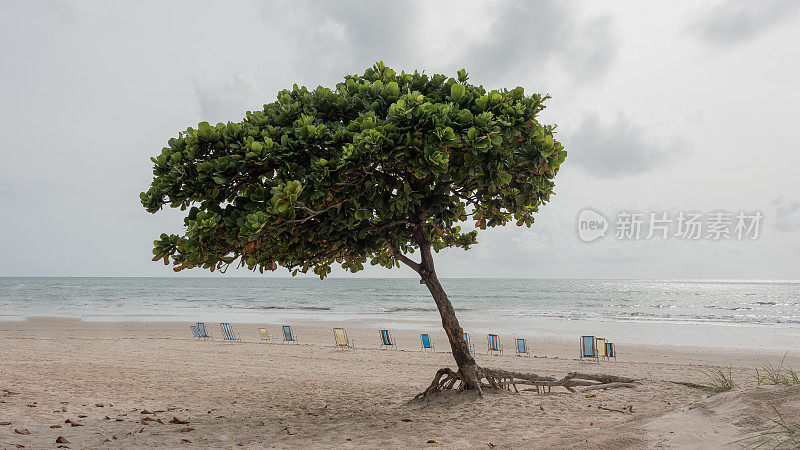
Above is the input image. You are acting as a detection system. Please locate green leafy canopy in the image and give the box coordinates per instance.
[140,62,566,278]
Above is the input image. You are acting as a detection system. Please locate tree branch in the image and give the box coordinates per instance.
[389,243,420,273]
[358,219,409,235]
[290,200,346,223]
[409,219,435,279]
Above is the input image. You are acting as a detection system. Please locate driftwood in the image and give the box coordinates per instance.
[666,380,711,390]
[580,382,638,392]
[413,368,639,400]
[597,404,634,414]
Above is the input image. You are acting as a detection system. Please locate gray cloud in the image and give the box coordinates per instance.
[259,1,416,85]
[565,112,677,178]
[257,1,617,89]
[688,0,800,47]
[463,1,618,86]
[770,196,800,231]
[194,74,263,123]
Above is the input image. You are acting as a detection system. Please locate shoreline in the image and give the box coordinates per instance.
[1,312,798,353]
[2,317,798,368]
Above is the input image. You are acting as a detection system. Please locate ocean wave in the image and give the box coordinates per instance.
[220,304,332,311]
[387,307,437,312]
[706,305,753,311]
[387,306,473,313]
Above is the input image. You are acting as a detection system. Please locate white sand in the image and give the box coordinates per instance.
[1,318,798,448]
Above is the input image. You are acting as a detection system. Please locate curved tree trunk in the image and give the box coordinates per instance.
[411,225,481,390]
[420,265,481,390]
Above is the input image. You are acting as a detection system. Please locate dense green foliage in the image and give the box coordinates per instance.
[140,62,566,277]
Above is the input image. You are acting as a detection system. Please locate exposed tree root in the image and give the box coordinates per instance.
[413,367,639,401]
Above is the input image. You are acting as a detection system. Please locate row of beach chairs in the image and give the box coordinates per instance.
[190,322,298,344]
[190,323,617,361]
[330,330,618,361]
[413,331,526,356]
[580,335,617,362]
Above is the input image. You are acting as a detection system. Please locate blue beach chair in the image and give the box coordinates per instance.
[282,325,298,344]
[487,334,503,355]
[190,325,201,339]
[196,322,212,340]
[379,329,396,350]
[580,335,598,362]
[515,338,530,357]
[420,333,435,351]
[605,342,617,361]
[463,332,475,355]
[220,323,241,343]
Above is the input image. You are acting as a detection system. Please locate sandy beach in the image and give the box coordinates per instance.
[4,0,800,448]
[1,318,799,449]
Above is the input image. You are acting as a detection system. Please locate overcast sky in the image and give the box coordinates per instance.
[1,0,799,279]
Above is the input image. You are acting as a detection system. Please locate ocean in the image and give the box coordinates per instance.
[1,277,798,349]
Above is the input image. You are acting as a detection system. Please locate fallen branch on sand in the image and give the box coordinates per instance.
[666,380,711,390]
[597,404,634,414]
[581,382,638,392]
[413,368,639,400]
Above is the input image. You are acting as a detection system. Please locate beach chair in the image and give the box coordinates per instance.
[596,337,607,359]
[220,323,241,343]
[420,333,435,351]
[605,342,617,361]
[333,327,354,350]
[463,332,475,355]
[379,329,396,350]
[580,335,598,362]
[282,325,298,344]
[190,325,201,339]
[196,322,212,340]
[258,327,272,343]
[515,338,530,357]
[487,334,503,355]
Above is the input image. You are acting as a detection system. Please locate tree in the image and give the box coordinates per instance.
[141,62,631,397]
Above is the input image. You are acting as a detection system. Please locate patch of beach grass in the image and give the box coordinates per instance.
[700,367,736,395]
[736,405,800,449]
[754,352,800,387]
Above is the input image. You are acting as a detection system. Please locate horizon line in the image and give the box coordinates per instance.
[1,276,798,282]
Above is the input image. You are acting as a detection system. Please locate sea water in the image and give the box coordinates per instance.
[1,277,798,349]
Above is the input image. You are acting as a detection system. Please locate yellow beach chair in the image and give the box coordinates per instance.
[333,327,354,350]
[596,337,607,359]
[258,327,272,343]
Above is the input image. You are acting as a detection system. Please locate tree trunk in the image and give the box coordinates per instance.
[420,270,481,389]
[415,233,481,390]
